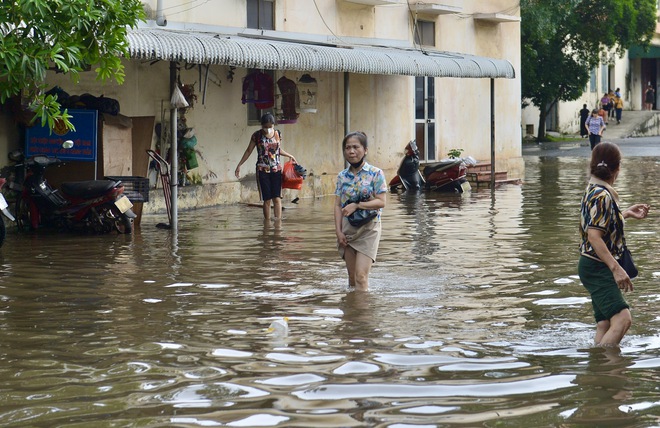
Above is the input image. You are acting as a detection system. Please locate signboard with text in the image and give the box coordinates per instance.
[25,109,98,162]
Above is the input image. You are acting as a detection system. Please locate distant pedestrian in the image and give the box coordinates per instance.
[608,90,615,119]
[585,109,605,150]
[600,93,611,122]
[614,95,624,124]
[645,84,655,110]
[598,105,608,126]
[579,104,590,139]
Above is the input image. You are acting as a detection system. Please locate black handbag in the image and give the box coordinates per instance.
[618,246,638,279]
[343,196,378,227]
[612,201,638,279]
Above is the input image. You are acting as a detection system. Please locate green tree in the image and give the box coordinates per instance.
[0,0,145,130]
[521,0,656,141]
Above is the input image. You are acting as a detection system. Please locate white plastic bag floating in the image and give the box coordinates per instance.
[267,317,289,337]
[171,85,189,109]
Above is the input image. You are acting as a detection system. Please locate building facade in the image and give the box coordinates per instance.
[0,0,522,212]
[522,10,660,137]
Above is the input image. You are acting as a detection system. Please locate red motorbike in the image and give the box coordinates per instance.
[389,140,472,193]
[10,151,135,234]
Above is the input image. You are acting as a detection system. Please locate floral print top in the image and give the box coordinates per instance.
[579,178,624,261]
[335,162,387,217]
[251,129,282,172]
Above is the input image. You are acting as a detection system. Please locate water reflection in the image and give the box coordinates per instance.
[0,151,659,426]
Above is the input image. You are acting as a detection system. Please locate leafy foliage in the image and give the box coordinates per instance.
[521,0,656,140]
[0,0,145,130]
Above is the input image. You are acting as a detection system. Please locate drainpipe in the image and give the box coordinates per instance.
[156,0,167,26]
[170,62,178,230]
[344,72,350,168]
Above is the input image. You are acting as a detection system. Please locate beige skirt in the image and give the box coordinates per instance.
[338,217,382,262]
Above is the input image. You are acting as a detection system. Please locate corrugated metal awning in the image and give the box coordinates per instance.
[127,28,515,79]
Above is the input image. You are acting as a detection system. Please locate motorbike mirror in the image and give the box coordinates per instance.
[62,140,74,149]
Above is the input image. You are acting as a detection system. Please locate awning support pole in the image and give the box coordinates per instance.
[344,72,350,136]
[344,72,350,168]
[490,78,496,191]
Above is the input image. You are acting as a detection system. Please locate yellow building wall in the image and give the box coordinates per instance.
[0,0,521,212]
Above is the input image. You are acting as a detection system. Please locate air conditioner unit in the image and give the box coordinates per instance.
[342,0,402,5]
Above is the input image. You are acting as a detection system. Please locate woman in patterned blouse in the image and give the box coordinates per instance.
[334,131,387,291]
[235,113,297,221]
[578,142,650,347]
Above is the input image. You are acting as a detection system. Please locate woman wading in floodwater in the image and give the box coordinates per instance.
[334,131,386,291]
[578,142,650,347]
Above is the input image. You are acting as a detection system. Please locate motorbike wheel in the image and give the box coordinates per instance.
[108,205,133,234]
[0,217,5,247]
[15,195,35,231]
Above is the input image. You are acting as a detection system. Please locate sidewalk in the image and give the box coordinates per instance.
[599,110,659,139]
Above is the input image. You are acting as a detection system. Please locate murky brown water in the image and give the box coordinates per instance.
[1,147,660,427]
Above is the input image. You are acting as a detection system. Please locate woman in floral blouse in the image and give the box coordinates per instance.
[334,131,387,291]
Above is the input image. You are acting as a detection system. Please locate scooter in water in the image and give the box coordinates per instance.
[0,178,16,247]
[389,140,473,193]
[10,144,136,234]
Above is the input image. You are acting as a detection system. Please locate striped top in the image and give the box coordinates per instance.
[579,178,624,261]
[585,115,605,135]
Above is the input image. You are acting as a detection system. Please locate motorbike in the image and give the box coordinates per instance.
[389,140,472,193]
[9,146,136,235]
[0,178,16,247]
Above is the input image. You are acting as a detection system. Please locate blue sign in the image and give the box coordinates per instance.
[25,109,98,161]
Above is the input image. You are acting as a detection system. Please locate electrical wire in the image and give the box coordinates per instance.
[312,0,350,45]
[406,0,428,54]
[162,0,213,17]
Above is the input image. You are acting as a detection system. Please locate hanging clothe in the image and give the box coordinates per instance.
[277,76,300,123]
[242,71,274,109]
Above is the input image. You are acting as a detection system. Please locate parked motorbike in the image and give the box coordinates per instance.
[389,140,472,193]
[9,145,136,234]
[0,178,16,247]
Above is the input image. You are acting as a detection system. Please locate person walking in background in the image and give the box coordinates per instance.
[586,109,606,150]
[235,113,297,221]
[600,93,611,123]
[578,142,650,347]
[614,95,624,124]
[607,90,616,120]
[579,104,590,139]
[645,84,655,110]
[334,131,387,292]
[598,104,608,126]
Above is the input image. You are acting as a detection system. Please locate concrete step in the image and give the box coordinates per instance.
[467,171,509,183]
[472,178,523,188]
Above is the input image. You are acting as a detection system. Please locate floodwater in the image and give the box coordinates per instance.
[1,140,660,427]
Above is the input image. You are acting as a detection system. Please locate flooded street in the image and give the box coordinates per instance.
[2,140,660,427]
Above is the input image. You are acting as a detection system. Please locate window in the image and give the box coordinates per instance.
[414,20,435,47]
[247,0,274,30]
[590,68,597,92]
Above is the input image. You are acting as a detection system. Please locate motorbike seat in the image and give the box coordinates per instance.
[422,159,462,176]
[61,180,118,198]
